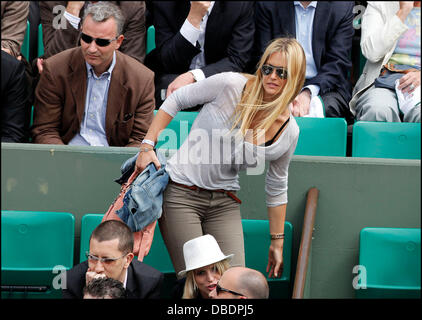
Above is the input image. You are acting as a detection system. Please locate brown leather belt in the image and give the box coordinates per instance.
[170,180,241,204]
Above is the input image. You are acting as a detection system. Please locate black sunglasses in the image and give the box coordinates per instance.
[216,282,246,297]
[261,64,288,79]
[80,32,118,47]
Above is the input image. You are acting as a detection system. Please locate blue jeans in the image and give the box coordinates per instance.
[116,151,169,232]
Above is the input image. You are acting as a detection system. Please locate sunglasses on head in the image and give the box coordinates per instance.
[261,64,288,79]
[80,32,118,47]
[216,282,246,297]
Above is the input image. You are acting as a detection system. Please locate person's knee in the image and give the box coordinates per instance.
[321,92,354,124]
[403,105,421,123]
[357,96,399,122]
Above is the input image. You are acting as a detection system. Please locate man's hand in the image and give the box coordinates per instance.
[36,58,44,74]
[66,1,85,17]
[397,1,414,22]
[291,89,311,117]
[398,70,420,94]
[166,72,195,98]
[85,268,106,286]
[2,48,22,60]
[187,1,211,28]
[1,47,12,56]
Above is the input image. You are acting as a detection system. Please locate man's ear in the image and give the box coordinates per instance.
[115,34,124,50]
[124,252,134,269]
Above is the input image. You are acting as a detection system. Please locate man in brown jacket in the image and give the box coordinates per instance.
[32,2,155,147]
[39,1,146,63]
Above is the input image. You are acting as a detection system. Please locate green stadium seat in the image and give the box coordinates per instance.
[242,219,293,299]
[141,227,175,274]
[146,25,155,55]
[1,210,75,299]
[294,117,348,156]
[30,105,34,127]
[21,20,30,60]
[141,224,176,298]
[352,121,421,159]
[79,214,104,263]
[38,24,44,57]
[154,110,199,149]
[356,227,421,299]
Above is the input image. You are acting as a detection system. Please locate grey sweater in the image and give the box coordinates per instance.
[160,72,299,207]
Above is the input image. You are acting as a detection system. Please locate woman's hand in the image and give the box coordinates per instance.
[266,239,284,278]
[134,148,161,174]
[398,70,420,94]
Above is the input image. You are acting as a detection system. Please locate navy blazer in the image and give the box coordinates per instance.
[1,51,28,143]
[62,260,164,299]
[147,1,255,77]
[254,1,355,102]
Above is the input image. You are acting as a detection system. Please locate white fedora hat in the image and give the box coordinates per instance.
[178,234,234,278]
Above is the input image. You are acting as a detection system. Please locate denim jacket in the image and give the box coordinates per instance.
[115,151,169,232]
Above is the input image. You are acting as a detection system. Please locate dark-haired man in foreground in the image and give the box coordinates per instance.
[63,220,163,299]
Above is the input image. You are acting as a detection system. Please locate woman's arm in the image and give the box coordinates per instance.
[264,126,299,278]
[134,72,238,173]
[134,109,174,173]
[267,204,286,278]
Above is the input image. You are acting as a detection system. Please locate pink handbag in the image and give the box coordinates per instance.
[102,171,156,261]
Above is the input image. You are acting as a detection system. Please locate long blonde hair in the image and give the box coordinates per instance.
[182,259,231,299]
[231,38,306,139]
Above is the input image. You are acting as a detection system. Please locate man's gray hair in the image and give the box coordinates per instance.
[82,2,125,36]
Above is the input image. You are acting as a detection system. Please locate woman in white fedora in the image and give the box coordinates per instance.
[174,234,233,299]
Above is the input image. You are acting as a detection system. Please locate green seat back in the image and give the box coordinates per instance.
[242,219,293,298]
[294,117,347,156]
[352,121,421,159]
[142,226,175,274]
[146,25,155,55]
[79,214,104,263]
[1,210,74,299]
[30,105,34,128]
[155,110,199,149]
[38,24,44,57]
[21,20,30,60]
[356,227,421,299]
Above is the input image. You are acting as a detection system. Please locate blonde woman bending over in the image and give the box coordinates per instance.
[135,38,306,279]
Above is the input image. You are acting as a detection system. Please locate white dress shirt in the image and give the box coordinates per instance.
[294,1,320,98]
[179,1,215,81]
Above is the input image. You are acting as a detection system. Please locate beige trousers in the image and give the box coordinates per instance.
[158,182,245,277]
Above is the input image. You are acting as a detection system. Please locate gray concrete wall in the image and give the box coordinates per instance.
[2,143,420,298]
